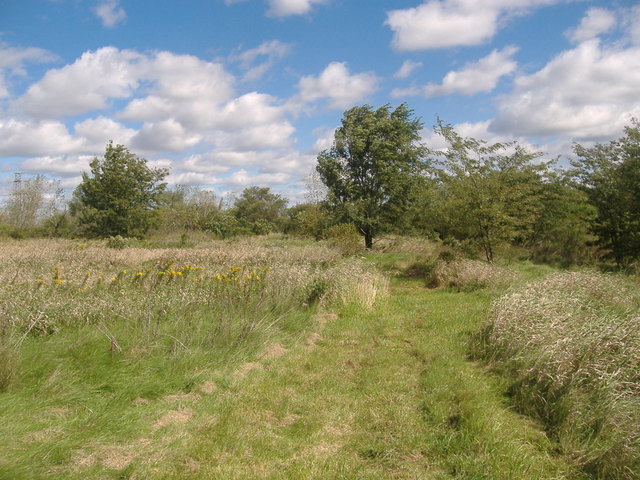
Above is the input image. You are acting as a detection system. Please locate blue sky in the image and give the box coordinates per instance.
[1,0,639,202]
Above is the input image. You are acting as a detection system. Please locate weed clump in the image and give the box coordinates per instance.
[474,272,640,479]
[106,235,130,249]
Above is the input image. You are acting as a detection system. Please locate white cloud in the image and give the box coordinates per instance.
[310,126,336,153]
[385,0,561,51]
[20,155,93,177]
[231,40,292,82]
[394,60,422,79]
[2,44,340,196]
[149,52,234,103]
[267,0,328,18]
[0,119,84,156]
[210,122,296,152]
[491,39,640,140]
[295,62,378,109]
[622,5,640,45]
[390,85,421,99]
[73,116,136,151]
[94,0,127,28]
[566,7,616,44]
[211,92,287,130]
[423,46,518,97]
[224,169,291,186]
[131,119,202,153]
[0,44,56,98]
[118,51,236,130]
[15,47,142,118]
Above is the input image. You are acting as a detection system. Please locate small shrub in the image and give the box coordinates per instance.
[304,278,330,305]
[326,224,363,256]
[106,235,129,249]
[8,229,25,240]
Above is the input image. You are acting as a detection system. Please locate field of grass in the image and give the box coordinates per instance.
[0,235,636,479]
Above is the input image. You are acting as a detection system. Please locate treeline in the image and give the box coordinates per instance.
[1,107,638,268]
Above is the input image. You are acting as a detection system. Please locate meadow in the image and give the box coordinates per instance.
[0,236,638,479]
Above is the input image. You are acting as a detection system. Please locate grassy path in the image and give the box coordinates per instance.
[127,278,580,479]
[4,276,584,479]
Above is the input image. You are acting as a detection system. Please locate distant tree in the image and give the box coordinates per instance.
[432,120,548,262]
[71,142,169,238]
[526,173,597,265]
[158,185,221,232]
[283,203,330,240]
[2,174,64,232]
[571,119,640,266]
[316,103,428,249]
[233,186,288,234]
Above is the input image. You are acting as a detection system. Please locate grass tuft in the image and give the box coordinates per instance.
[428,258,519,291]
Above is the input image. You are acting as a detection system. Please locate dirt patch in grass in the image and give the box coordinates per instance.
[306,331,323,347]
[24,426,63,443]
[198,381,217,394]
[235,362,263,378]
[74,440,151,471]
[259,342,288,360]
[153,408,194,430]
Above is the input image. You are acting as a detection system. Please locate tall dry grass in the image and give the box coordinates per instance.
[428,258,519,290]
[474,271,640,479]
[0,238,388,392]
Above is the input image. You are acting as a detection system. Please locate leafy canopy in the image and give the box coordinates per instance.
[316,103,428,248]
[72,142,169,238]
[431,120,550,262]
[571,119,640,266]
[233,186,288,235]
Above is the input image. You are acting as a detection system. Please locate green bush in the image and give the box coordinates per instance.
[106,235,129,249]
[326,223,363,256]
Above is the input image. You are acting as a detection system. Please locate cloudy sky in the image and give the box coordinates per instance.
[1,0,639,202]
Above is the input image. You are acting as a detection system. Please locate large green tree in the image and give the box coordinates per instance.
[571,120,640,266]
[316,103,428,249]
[71,142,169,238]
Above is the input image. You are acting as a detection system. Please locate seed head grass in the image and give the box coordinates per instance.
[474,271,640,479]
[429,258,519,291]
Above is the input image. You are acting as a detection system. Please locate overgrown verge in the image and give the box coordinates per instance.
[0,238,387,393]
[473,272,640,479]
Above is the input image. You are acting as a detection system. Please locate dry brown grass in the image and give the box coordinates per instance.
[0,238,385,338]
[476,271,640,479]
[373,235,438,255]
[430,258,519,290]
[0,237,342,285]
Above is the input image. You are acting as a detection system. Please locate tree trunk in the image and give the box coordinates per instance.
[364,229,373,250]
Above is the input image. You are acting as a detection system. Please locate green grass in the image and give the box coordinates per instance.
[0,241,588,479]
